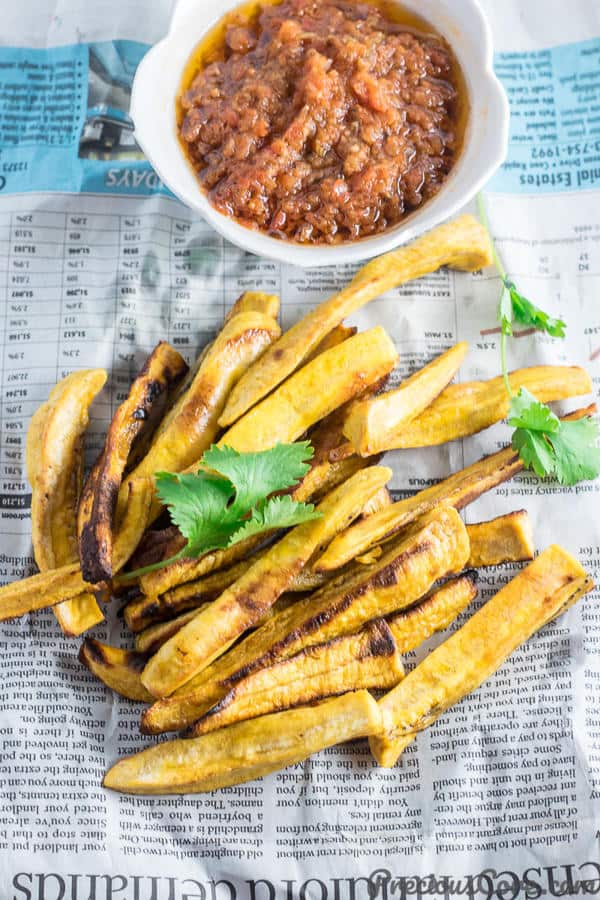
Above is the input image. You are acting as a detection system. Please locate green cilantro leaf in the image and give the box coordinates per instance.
[201,441,314,515]
[508,387,560,434]
[124,442,321,578]
[230,495,321,545]
[506,281,566,338]
[508,388,600,486]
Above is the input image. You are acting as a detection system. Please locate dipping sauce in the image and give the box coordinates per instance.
[178,0,466,245]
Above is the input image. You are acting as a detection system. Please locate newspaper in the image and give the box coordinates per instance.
[1,0,600,895]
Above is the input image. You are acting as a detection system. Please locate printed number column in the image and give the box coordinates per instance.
[61,211,118,459]
[2,210,63,546]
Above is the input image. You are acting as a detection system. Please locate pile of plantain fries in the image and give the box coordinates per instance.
[0,214,595,795]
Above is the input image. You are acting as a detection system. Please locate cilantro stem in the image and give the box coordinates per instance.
[500,332,513,399]
[477,192,513,398]
[476,193,507,281]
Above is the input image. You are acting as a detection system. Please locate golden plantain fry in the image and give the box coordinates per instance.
[140,505,469,734]
[316,405,595,573]
[225,291,280,322]
[188,619,403,736]
[219,215,492,426]
[370,545,593,767]
[141,465,393,697]
[361,487,391,518]
[27,369,107,634]
[79,639,153,702]
[134,606,210,655]
[379,366,592,450]
[344,342,469,456]
[217,327,398,453]
[466,510,534,567]
[78,343,188,583]
[117,309,281,528]
[105,690,382,795]
[305,324,357,362]
[386,574,478,653]
[0,563,91,622]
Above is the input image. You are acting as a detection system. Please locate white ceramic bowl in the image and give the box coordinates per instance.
[131,0,509,268]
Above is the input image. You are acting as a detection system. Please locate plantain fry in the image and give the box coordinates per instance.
[105,690,382,795]
[344,342,469,456]
[134,607,210,655]
[370,545,593,767]
[377,366,592,450]
[305,324,357,362]
[140,505,469,734]
[386,574,478,653]
[466,511,534,567]
[361,487,392,518]
[188,619,403,737]
[217,327,398,453]
[315,404,595,574]
[0,563,91,622]
[225,291,280,322]
[219,215,492,426]
[125,556,255,631]
[112,478,155,573]
[78,343,188,583]
[116,309,281,530]
[141,465,393,697]
[27,369,107,634]
[79,639,153,702]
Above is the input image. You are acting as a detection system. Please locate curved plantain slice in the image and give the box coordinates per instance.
[79,639,153,702]
[187,619,403,737]
[344,342,469,456]
[370,546,593,767]
[304,324,357,362]
[378,366,592,450]
[217,327,397,454]
[140,505,469,734]
[121,310,281,493]
[316,405,595,574]
[104,690,382,795]
[141,465,393,698]
[78,343,188,583]
[27,369,107,635]
[134,606,210,655]
[219,214,492,427]
[225,291,280,322]
[466,511,534,568]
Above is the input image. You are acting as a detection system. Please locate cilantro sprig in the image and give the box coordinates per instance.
[478,193,600,486]
[126,442,321,577]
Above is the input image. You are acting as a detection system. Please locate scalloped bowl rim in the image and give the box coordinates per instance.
[131,0,509,268]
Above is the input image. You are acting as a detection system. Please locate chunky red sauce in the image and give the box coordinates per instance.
[178,0,465,245]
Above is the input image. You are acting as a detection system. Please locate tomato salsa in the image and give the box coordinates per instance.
[178,0,466,245]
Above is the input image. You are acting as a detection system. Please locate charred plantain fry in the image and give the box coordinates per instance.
[378,366,592,450]
[79,639,153,702]
[140,506,469,734]
[370,546,593,767]
[217,327,398,453]
[315,405,593,573]
[122,311,280,485]
[188,619,403,737]
[466,511,534,567]
[105,690,382,794]
[219,215,492,426]
[344,342,468,456]
[78,343,187,583]
[27,369,107,635]
[141,466,393,697]
[386,574,478,653]
[134,607,210,655]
